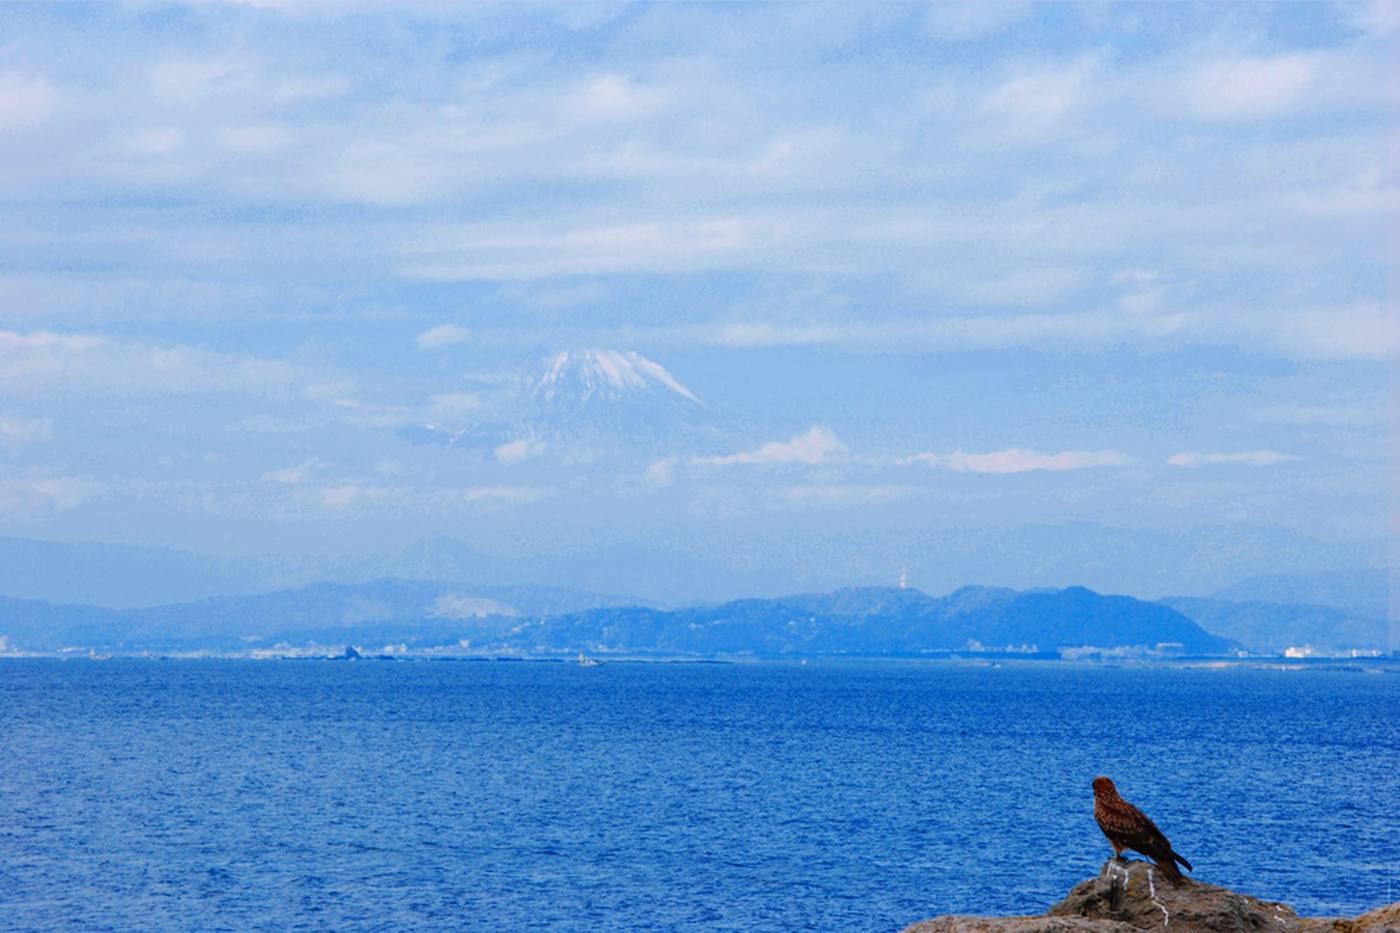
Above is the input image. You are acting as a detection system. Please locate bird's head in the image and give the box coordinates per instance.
[1092,776,1118,798]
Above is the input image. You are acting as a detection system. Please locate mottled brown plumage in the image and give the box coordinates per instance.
[1092,776,1193,885]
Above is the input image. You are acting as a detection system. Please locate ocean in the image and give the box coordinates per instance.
[1,659,1396,931]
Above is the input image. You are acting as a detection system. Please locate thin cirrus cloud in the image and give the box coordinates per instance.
[656,304,1399,361]
[902,449,1132,474]
[1167,451,1300,467]
[4,6,1392,367]
[0,329,315,399]
[0,3,1389,551]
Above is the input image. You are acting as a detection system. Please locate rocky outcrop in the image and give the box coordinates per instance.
[903,859,1400,933]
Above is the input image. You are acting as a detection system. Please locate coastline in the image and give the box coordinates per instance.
[904,860,1400,933]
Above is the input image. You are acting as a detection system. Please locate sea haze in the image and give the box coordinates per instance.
[2,660,1396,932]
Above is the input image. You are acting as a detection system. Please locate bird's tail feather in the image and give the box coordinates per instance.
[1172,851,1193,872]
[1153,857,1185,885]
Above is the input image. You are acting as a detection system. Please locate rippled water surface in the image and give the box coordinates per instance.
[2,659,1397,931]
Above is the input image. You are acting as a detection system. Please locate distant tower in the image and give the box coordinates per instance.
[898,567,908,590]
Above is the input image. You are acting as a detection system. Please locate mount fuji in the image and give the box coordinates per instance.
[534,349,701,407]
[527,349,729,450]
[402,349,737,458]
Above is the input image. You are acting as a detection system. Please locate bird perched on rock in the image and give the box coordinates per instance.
[1092,776,1193,884]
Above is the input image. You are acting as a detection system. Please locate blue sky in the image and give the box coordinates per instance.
[0,1,1394,597]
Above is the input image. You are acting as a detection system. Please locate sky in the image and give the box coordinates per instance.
[0,1,1395,599]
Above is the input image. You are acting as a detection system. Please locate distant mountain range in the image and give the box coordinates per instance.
[1155,567,1392,654]
[1209,568,1390,622]
[0,535,281,609]
[0,534,744,610]
[0,581,1242,657]
[1161,596,1389,654]
[0,530,1387,612]
[0,580,640,653]
[503,585,1239,658]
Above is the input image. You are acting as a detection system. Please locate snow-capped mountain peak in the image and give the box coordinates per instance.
[401,348,728,455]
[534,349,702,405]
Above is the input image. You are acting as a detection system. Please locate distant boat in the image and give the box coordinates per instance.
[88,650,112,661]
[578,651,603,667]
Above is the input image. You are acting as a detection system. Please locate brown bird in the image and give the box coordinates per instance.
[1092,776,1193,885]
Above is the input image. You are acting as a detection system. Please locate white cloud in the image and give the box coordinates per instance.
[261,458,323,484]
[1343,0,1400,37]
[641,457,678,487]
[904,448,1131,474]
[328,388,489,433]
[494,438,544,464]
[982,56,1098,134]
[0,416,54,450]
[0,330,315,399]
[426,392,482,418]
[1167,451,1301,467]
[318,481,554,513]
[415,323,471,350]
[0,472,104,514]
[642,299,1396,362]
[673,310,1189,352]
[13,14,1371,368]
[401,216,770,280]
[321,138,459,207]
[454,485,555,506]
[320,483,364,509]
[494,281,606,310]
[565,74,667,123]
[923,2,1030,41]
[0,73,61,130]
[26,476,104,510]
[1182,53,1321,120]
[701,426,846,466]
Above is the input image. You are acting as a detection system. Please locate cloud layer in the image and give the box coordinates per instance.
[2,4,1393,358]
[0,3,1390,558]
[1167,451,1300,468]
[904,449,1131,474]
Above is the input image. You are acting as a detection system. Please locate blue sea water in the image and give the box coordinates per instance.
[1,660,1397,932]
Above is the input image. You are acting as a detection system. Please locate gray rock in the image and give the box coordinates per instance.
[905,918,1140,933]
[903,860,1400,933]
